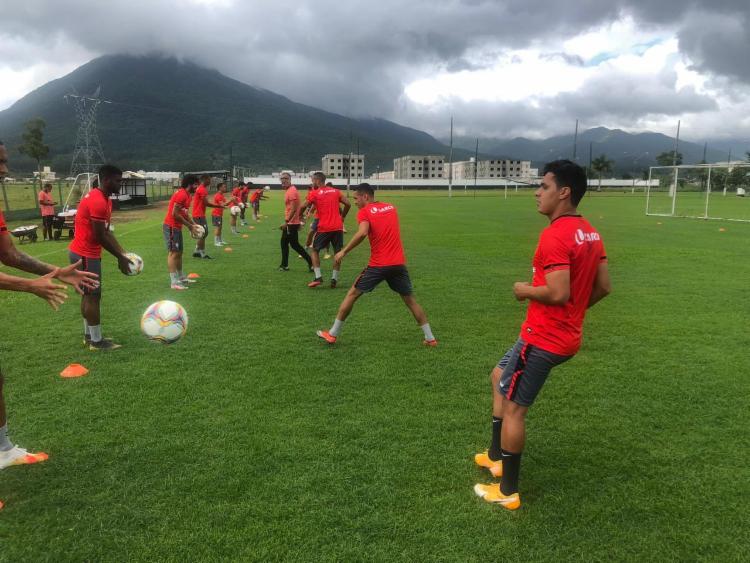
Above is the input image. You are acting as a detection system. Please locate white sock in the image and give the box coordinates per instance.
[330,319,344,337]
[89,325,103,343]
[332,270,339,281]
[421,323,435,341]
[314,267,322,278]
[83,319,90,336]
[0,423,13,451]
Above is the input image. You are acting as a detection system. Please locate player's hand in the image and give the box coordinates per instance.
[513,281,531,301]
[55,260,100,295]
[29,272,68,310]
[334,251,346,263]
[118,254,134,275]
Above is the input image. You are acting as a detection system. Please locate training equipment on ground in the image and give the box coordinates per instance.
[230,205,241,216]
[124,252,143,275]
[141,300,189,344]
[191,225,206,239]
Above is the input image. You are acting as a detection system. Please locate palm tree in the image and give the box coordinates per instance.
[590,154,614,191]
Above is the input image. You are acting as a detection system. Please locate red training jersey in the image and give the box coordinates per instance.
[357,202,405,267]
[308,187,343,232]
[69,188,112,259]
[211,192,227,217]
[164,188,192,229]
[192,184,209,218]
[520,215,607,356]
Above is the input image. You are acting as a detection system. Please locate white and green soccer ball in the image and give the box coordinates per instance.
[141,300,189,344]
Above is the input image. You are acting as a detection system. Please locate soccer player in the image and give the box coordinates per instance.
[191,174,217,260]
[240,181,251,225]
[69,164,135,350]
[0,140,99,511]
[300,172,350,288]
[316,183,436,345]
[38,182,57,241]
[211,182,231,246]
[164,174,203,290]
[278,172,312,271]
[473,160,611,511]
[249,185,267,222]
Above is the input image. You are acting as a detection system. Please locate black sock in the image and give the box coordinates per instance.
[488,416,503,461]
[500,449,522,495]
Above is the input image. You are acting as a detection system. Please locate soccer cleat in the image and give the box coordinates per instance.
[0,446,49,470]
[474,451,503,477]
[330,279,337,289]
[473,483,521,510]
[171,283,189,290]
[308,278,323,288]
[89,338,122,351]
[423,339,438,347]
[316,330,337,344]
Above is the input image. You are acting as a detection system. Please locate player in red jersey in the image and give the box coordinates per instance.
[474,160,611,511]
[316,183,436,345]
[163,174,203,290]
[299,172,351,288]
[191,174,223,260]
[211,182,231,246]
[68,164,135,350]
[0,140,99,511]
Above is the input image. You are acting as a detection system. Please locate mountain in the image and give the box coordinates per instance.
[451,127,750,175]
[0,54,470,175]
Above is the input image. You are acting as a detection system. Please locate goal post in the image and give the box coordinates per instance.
[646,163,750,222]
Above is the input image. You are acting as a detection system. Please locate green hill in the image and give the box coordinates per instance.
[0,54,467,175]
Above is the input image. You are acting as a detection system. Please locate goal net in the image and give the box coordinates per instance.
[646,163,750,222]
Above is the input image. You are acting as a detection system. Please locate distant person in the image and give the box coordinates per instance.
[0,140,99,511]
[473,160,611,511]
[164,175,203,290]
[300,172,350,288]
[211,182,230,246]
[278,173,312,271]
[68,165,135,350]
[38,183,57,241]
[316,183,436,344]
[249,185,267,222]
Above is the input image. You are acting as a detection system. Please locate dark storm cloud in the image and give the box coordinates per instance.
[2,0,749,137]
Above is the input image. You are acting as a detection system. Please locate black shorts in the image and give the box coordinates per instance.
[69,251,102,295]
[497,338,572,407]
[313,231,343,252]
[163,225,184,252]
[354,265,412,296]
[192,217,208,239]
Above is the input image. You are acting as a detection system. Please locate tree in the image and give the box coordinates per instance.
[18,117,50,202]
[590,154,614,191]
[656,150,683,166]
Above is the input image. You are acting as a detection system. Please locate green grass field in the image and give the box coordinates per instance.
[1,191,748,561]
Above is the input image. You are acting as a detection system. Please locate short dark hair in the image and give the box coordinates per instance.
[312,171,326,182]
[98,164,123,180]
[543,160,587,205]
[181,174,199,188]
[355,183,375,198]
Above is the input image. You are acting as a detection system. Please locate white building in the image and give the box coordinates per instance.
[322,154,365,180]
[393,155,445,179]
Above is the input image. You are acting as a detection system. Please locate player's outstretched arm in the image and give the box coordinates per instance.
[0,270,68,310]
[587,262,611,308]
[513,269,570,305]
[335,221,369,263]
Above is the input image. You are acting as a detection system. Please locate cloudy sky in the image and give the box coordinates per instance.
[2,0,750,142]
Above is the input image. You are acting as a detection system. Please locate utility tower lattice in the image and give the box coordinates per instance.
[65,87,109,176]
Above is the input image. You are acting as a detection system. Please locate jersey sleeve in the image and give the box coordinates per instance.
[89,193,110,221]
[540,229,571,273]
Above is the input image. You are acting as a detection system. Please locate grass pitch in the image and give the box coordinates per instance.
[0,190,748,561]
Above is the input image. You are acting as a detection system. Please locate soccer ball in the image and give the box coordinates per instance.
[191,225,206,239]
[125,252,143,276]
[230,205,241,216]
[141,301,189,344]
